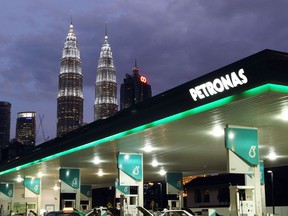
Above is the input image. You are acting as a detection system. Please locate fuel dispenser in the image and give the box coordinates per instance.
[229,186,256,216]
[61,199,76,209]
[26,202,37,215]
[167,200,180,210]
[80,200,89,212]
[119,194,138,216]
[0,200,12,216]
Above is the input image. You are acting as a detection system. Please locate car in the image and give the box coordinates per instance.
[161,209,194,216]
[106,208,120,216]
[136,206,154,216]
[85,207,108,216]
[136,206,195,216]
[46,207,84,216]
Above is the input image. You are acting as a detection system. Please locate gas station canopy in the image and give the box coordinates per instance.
[1,49,288,191]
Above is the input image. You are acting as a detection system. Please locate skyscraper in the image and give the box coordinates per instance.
[94,24,118,120]
[16,112,36,146]
[120,62,152,110]
[0,101,11,149]
[57,23,83,136]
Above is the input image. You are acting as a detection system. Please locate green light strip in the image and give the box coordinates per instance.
[1,83,288,176]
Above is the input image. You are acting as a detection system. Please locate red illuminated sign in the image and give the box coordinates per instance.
[140,76,147,83]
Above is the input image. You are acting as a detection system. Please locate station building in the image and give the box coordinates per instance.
[1,49,288,215]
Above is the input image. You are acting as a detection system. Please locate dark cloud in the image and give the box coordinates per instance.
[0,1,288,142]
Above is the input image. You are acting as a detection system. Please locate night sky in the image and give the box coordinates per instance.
[1,1,288,144]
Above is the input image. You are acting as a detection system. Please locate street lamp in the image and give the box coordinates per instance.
[158,182,163,209]
[267,170,275,215]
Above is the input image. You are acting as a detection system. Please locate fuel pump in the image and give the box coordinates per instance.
[167,200,180,210]
[119,194,138,216]
[229,186,256,216]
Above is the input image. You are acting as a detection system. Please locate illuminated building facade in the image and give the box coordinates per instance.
[16,112,36,146]
[94,27,118,120]
[0,101,11,148]
[120,62,152,110]
[57,23,83,136]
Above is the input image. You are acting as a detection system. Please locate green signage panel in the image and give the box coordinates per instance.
[225,127,259,165]
[115,180,130,195]
[166,173,183,191]
[0,183,13,197]
[117,153,143,181]
[81,185,92,197]
[117,185,130,195]
[24,178,40,195]
[60,168,80,189]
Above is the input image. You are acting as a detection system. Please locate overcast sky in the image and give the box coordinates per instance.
[1,1,288,144]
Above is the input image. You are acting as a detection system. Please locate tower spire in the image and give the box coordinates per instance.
[104,21,108,43]
[70,9,73,25]
[94,23,118,120]
[105,21,108,37]
[133,59,139,75]
[57,22,83,136]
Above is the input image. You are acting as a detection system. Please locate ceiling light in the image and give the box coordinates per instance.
[159,168,166,176]
[143,145,153,153]
[211,126,224,137]
[38,172,44,178]
[279,108,288,121]
[16,176,23,182]
[268,152,277,160]
[53,185,60,190]
[152,159,159,167]
[98,169,104,177]
[93,157,101,164]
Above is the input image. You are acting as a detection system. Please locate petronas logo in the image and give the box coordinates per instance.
[34,185,39,192]
[249,146,256,158]
[72,177,78,187]
[8,189,12,197]
[132,166,140,176]
[177,180,181,188]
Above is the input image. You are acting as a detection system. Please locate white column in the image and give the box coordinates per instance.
[179,191,184,208]
[245,166,262,216]
[138,180,144,209]
[37,178,42,214]
[76,189,81,210]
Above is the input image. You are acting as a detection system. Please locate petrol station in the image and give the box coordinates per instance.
[1,49,288,215]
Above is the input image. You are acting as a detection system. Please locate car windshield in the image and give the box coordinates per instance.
[162,211,191,216]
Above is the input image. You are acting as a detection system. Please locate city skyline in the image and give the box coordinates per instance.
[1,1,288,144]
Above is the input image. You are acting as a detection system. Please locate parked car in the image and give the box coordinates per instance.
[46,208,84,216]
[161,209,194,216]
[85,207,107,216]
[106,208,120,216]
[136,206,154,216]
[137,206,194,216]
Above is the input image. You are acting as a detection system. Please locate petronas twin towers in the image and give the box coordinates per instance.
[94,30,118,120]
[56,23,117,137]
